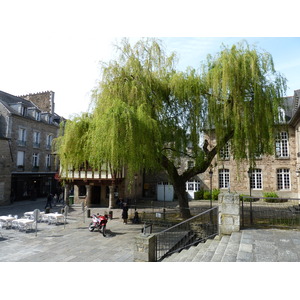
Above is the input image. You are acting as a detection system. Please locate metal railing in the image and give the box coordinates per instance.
[241,196,300,229]
[155,206,218,261]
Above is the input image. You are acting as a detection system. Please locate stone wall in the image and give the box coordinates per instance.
[0,137,12,205]
[218,192,240,236]
[203,127,298,198]
[20,91,55,114]
[9,114,59,173]
[134,234,156,262]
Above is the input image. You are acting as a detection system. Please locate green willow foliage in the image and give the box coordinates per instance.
[203,42,287,165]
[54,113,92,172]
[55,38,286,184]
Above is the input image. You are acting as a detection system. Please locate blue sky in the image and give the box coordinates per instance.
[0,1,299,118]
[160,37,300,95]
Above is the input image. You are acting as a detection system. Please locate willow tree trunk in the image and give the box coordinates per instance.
[172,177,192,219]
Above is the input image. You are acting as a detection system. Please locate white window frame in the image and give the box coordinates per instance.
[250,169,262,190]
[32,153,39,167]
[35,110,41,121]
[275,131,289,158]
[20,105,27,116]
[46,134,53,149]
[219,142,230,160]
[18,128,27,146]
[277,168,290,190]
[46,154,51,168]
[17,151,25,166]
[219,169,230,189]
[33,131,40,148]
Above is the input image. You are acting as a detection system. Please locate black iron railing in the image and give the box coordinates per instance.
[241,196,300,229]
[155,206,218,261]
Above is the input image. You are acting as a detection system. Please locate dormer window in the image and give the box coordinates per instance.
[278,107,286,123]
[45,114,52,124]
[20,106,27,116]
[35,110,41,121]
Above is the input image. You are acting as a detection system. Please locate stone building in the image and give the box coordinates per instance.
[200,89,300,199]
[141,90,300,202]
[0,136,12,205]
[60,167,142,208]
[0,90,64,205]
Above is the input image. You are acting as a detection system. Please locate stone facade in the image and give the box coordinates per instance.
[0,90,63,205]
[20,91,55,114]
[0,137,12,205]
[200,90,300,200]
[201,126,298,198]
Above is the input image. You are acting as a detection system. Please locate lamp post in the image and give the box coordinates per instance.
[247,168,253,224]
[209,169,213,209]
[247,168,252,197]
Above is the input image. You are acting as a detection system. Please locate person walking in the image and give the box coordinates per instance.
[45,193,53,209]
[122,203,129,224]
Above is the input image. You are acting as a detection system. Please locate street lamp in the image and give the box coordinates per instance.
[247,168,253,224]
[209,169,213,209]
[247,168,252,197]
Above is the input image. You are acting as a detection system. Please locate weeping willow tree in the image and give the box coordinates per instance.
[55,38,286,219]
[54,113,92,173]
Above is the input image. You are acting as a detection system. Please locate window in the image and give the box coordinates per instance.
[187,161,194,169]
[275,132,289,158]
[278,107,286,123]
[250,169,262,189]
[219,169,230,189]
[17,151,25,166]
[277,169,290,190]
[20,106,27,116]
[46,154,51,168]
[18,128,26,146]
[33,131,40,148]
[45,114,52,124]
[186,180,201,191]
[32,153,39,167]
[46,134,53,149]
[219,142,230,160]
[35,111,41,121]
[187,182,194,191]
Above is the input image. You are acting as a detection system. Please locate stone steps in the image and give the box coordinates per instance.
[161,229,300,262]
[163,234,240,262]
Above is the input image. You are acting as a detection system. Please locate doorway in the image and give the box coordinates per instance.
[91,186,101,205]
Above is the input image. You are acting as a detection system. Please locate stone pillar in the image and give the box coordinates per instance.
[74,185,79,204]
[134,234,156,262]
[85,185,92,207]
[64,184,70,206]
[108,185,114,208]
[218,192,240,236]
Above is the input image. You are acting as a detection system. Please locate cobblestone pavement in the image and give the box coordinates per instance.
[0,198,144,262]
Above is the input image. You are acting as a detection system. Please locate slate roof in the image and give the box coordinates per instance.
[0,90,37,109]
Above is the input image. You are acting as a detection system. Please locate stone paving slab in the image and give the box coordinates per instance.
[0,200,144,262]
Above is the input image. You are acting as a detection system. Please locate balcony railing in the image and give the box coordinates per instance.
[17,140,26,146]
